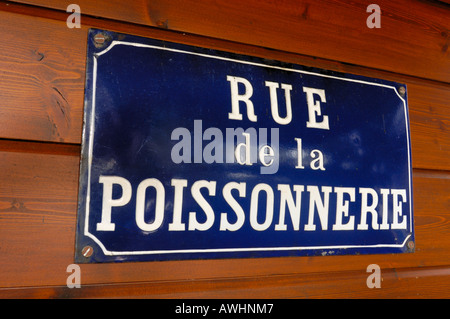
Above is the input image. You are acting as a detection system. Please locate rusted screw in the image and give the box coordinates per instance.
[94,33,106,45]
[398,86,406,97]
[407,240,415,251]
[82,246,93,257]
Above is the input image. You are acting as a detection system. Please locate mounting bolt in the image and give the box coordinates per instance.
[82,245,93,258]
[407,240,415,251]
[93,32,111,48]
[94,33,105,45]
[398,86,406,97]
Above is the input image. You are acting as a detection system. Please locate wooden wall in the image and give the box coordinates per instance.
[0,0,449,298]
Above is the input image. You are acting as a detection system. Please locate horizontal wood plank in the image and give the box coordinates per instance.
[0,1,449,299]
[408,83,450,170]
[7,0,450,83]
[0,266,449,298]
[0,9,448,169]
[0,9,86,144]
[0,148,448,292]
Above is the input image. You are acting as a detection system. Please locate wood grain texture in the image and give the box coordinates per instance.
[0,9,449,169]
[0,148,448,295]
[0,0,448,299]
[0,9,86,144]
[408,83,450,170]
[1,266,449,298]
[7,0,450,83]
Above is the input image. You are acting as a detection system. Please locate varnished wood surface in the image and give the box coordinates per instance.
[1,266,449,298]
[0,148,448,297]
[7,0,450,83]
[0,0,448,298]
[0,8,448,169]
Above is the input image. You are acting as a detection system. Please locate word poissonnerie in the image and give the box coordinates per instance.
[96,176,408,233]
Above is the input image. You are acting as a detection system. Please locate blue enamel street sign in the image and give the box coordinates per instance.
[75,29,414,263]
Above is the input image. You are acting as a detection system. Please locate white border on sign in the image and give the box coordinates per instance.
[83,40,413,257]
